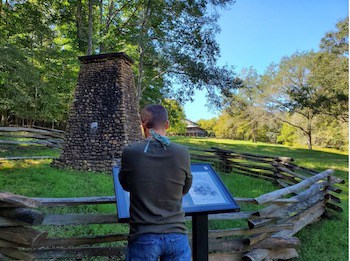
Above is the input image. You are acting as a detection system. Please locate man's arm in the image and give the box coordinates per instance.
[182,151,192,195]
[119,148,131,192]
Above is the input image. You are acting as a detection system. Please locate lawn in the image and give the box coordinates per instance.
[0,138,348,260]
[172,137,348,261]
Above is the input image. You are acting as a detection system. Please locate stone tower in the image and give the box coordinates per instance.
[52,53,142,172]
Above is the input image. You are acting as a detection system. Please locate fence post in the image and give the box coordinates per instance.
[212,148,232,173]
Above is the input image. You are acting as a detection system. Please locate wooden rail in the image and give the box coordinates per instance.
[0,127,63,150]
[0,146,344,260]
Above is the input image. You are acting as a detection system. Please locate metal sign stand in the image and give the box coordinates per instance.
[112,163,240,261]
[192,214,209,261]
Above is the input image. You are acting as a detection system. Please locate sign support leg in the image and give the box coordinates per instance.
[192,214,208,261]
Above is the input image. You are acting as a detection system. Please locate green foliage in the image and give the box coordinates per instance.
[212,24,349,149]
[308,52,348,121]
[320,17,348,56]
[161,99,187,135]
[212,112,237,139]
[0,45,41,121]
[212,67,278,143]
[276,114,349,151]
[277,122,297,146]
[197,118,218,136]
[313,115,348,151]
[263,46,348,149]
[268,50,348,121]
[0,0,79,126]
[1,0,238,127]
[2,137,348,261]
[172,136,348,261]
[268,18,349,122]
[268,52,320,114]
[129,0,238,104]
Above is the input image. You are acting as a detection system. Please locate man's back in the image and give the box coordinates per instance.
[119,139,192,242]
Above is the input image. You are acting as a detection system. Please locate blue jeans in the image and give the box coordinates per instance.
[126,233,191,261]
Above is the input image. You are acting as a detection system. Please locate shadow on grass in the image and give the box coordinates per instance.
[171,137,348,178]
[1,138,348,260]
[0,144,60,157]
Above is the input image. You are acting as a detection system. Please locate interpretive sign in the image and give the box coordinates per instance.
[112,163,240,222]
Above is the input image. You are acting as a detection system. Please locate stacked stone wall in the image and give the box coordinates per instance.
[52,53,142,172]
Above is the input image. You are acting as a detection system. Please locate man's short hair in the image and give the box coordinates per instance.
[141,105,168,129]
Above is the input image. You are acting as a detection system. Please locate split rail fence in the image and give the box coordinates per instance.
[0,146,344,260]
[0,126,63,152]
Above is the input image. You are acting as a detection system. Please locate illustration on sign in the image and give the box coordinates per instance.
[189,171,226,205]
[113,163,239,221]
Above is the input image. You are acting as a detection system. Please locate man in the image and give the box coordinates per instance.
[119,104,192,261]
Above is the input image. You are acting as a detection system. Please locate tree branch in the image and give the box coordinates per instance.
[150,69,169,81]
[105,0,133,30]
[114,1,143,36]
[275,117,309,135]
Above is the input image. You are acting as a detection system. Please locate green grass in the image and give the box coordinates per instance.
[0,138,348,260]
[172,137,349,261]
[0,144,60,157]
[0,158,130,240]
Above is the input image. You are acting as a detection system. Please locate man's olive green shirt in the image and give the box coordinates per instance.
[119,139,192,242]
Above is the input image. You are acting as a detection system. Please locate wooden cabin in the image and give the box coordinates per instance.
[185,119,208,137]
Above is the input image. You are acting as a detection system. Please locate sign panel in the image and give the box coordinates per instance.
[113,163,240,222]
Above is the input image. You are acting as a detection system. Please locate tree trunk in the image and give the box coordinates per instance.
[307,132,312,150]
[137,45,144,101]
[3,111,9,126]
[87,0,93,55]
[34,85,38,124]
[99,0,104,53]
[0,0,2,20]
[104,0,114,34]
[307,117,313,150]
[76,0,83,52]
[251,121,258,143]
[0,114,5,126]
[136,1,150,101]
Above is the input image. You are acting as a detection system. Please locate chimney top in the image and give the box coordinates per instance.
[79,52,134,64]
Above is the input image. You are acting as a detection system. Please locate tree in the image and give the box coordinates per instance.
[1,0,240,127]
[320,17,348,56]
[205,18,348,149]
[54,0,238,104]
[0,0,79,127]
[308,52,348,122]
[262,52,320,149]
[197,118,218,137]
[313,115,348,150]
[276,116,299,147]
[213,112,237,139]
[0,45,41,125]
[262,17,349,149]
[161,99,187,135]
[262,50,348,149]
[127,0,239,106]
[220,67,273,142]
[316,17,349,122]
[87,0,93,55]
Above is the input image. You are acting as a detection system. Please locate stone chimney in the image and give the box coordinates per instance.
[52,53,142,172]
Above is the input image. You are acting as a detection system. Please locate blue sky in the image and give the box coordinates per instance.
[184,0,348,122]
